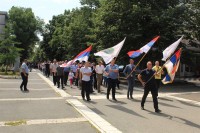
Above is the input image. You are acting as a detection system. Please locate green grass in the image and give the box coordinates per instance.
[0,71,20,76]
[5,120,27,126]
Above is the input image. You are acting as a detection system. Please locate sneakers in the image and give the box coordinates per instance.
[155,109,162,113]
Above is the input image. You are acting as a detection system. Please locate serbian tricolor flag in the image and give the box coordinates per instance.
[73,45,92,63]
[162,48,182,84]
[127,36,160,58]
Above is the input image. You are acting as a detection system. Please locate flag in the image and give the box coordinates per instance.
[94,38,126,64]
[127,36,160,58]
[60,60,73,67]
[162,36,183,61]
[162,48,182,84]
[73,46,92,63]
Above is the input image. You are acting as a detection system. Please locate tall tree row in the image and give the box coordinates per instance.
[37,0,199,65]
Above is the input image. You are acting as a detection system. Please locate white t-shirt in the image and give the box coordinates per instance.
[68,72,74,80]
[80,67,92,81]
[50,63,59,72]
[95,65,105,74]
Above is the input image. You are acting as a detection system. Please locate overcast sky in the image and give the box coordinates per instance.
[0,0,81,23]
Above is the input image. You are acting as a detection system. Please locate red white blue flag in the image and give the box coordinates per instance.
[162,48,182,84]
[127,36,160,58]
[73,45,92,62]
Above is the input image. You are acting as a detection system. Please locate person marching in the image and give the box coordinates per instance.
[64,60,70,86]
[95,61,105,93]
[50,59,59,86]
[152,61,163,96]
[80,61,92,101]
[56,62,65,89]
[68,69,74,88]
[138,61,161,113]
[105,58,119,101]
[20,59,29,92]
[123,58,136,99]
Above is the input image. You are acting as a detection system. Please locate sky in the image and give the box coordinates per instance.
[0,0,81,23]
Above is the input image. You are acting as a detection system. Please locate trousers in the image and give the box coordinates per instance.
[107,78,117,99]
[141,85,158,110]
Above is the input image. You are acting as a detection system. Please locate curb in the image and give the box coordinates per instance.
[0,75,21,79]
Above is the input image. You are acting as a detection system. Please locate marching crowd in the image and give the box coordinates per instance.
[21,57,162,113]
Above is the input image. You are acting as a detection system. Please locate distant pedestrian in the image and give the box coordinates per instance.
[123,58,136,99]
[105,58,119,101]
[68,70,74,88]
[80,61,92,101]
[95,61,105,93]
[64,60,70,86]
[56,62,65,89]
[50,59,59,86]
[152,61,163,96]
[92,62,97,90]
[138,61,161,113]
[20,59,29,92]
[45,61,50,78]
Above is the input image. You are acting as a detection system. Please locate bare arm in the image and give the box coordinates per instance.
[137,74,145,87]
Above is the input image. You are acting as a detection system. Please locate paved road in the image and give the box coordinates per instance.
[0,71,97,133]
[0,69,200,133]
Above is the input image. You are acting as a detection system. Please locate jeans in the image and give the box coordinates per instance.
[127,78,135,98]
[20,72,28,90]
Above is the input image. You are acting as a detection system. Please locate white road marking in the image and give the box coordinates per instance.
[67,99,122,133]
[0,97,64,102]
[0,117,87,127]
[37,73,70,97]
[38,72,122,133]
[0,88,51,91]
[0,82,47,84]
[167,95,200,106]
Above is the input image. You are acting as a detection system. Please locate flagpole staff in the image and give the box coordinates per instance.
[126,53,147,79]
[144,48,182,85]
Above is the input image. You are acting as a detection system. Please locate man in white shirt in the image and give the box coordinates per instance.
[20,59,29,92]
[50,59,59,86]
[80,61,92,101]
[95,61,105,93]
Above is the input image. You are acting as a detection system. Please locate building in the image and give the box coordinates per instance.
[0,11,8,35]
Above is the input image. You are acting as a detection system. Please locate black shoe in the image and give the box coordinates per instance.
[107,95,109,99]
[20,87,23,91]
[87,99,91,101]
[112,98,117,101]
[24,89,29,93]
[57,86,60,88]
[130,97,134,99]
[127,96,129,99]
[155,109,162,113]
[141,106,145,110]
[82,97,85,100]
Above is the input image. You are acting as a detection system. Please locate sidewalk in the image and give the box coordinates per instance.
[0,71,97,133]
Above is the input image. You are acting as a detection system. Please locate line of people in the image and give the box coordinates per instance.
[37,58,162,113]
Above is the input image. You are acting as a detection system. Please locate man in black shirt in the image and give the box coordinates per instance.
[138,61,161,113]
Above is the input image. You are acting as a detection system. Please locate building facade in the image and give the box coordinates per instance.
[0,11,8,35]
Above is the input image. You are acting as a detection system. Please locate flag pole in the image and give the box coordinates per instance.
[126,53,147,78]
[144,48,182,85]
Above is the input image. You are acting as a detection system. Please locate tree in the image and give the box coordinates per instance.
[8,6,38,60]
[0,22,22,73]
